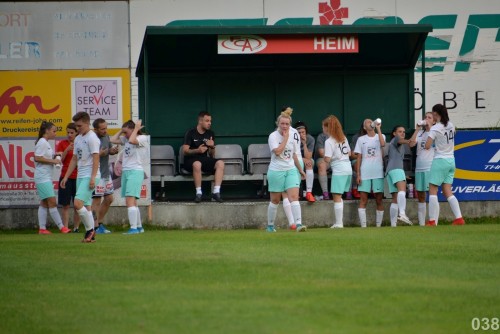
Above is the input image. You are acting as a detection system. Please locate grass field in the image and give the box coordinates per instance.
[1,225,499,334]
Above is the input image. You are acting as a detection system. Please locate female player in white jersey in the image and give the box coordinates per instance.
[34,121,71,234]
[425,104,465,226]
[323,115,353,228]
[386,125,413,227]
[409,112,435,226]
[354,119,386,227]
[266,108,306,232]
[111,120,150,234]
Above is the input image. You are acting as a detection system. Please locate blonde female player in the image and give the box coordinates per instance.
[34,121,71,234]
[425,104,465,226]
[323,116,353,228]
[111,120,150,234]
[409,112,435,226]
[386,126,413,227]
[266,108,307,232]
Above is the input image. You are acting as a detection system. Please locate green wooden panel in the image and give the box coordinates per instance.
[208,72,276,137]
[275,71,343,136]
[146,74,208,138]
[344,74,410,134]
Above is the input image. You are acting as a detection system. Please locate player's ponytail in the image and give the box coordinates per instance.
[432,104,449,127]
[35,121,55,144]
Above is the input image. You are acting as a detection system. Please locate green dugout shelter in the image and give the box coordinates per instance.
[136,24,432,151]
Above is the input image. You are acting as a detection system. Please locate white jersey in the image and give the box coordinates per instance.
[415,130,434,172]
[354,134,386,180]
[121,135,150,171]
[268,129,301,171]
[324,136,352,175]
[74,130,101,178]
[290,127,302,160]
[429,122,455,159]
[34,138,54,184]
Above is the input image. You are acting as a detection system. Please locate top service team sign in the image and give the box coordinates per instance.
[71,77,123,128]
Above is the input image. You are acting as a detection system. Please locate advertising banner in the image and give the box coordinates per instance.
[0,69,130,137]
[129,0,500,128]
[438,130,500,201]
[0,137,151,208]
[217,34,358,54]
[0,1,129,70]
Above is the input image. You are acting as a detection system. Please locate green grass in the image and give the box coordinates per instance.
[1,225,499,334]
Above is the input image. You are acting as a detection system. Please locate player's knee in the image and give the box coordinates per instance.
[216,160,225,169]
[192,161,202,172]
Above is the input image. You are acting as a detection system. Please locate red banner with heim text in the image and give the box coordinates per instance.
[217,34,359,54]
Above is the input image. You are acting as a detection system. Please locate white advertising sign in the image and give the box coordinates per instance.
[129,0,500,128]
[0,1,129,70]
[0,138,151,208]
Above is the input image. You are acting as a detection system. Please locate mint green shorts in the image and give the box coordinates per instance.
[267,169,301,193]
[122,169,144,199]
[76,177,101,206]
[429,158,455,186]
[415,171,430,192]
[386,169,406,193]
[36,181,55,200]
[331,174,352,194]
[358,178,384,193]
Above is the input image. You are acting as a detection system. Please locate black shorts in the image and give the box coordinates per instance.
[184,156,219,174]
[58,177,77,206]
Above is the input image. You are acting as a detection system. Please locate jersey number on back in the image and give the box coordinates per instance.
[444,130,455,144]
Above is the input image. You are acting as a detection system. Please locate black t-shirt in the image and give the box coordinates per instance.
[183,127,215,158]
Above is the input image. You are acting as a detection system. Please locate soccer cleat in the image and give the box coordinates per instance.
[425,220,436,226]
[194,194,202,203]
[211,193,223,203]
[296,224,307,232]
[289,224,297,230]
[123,228,140,235]
[39,229,51,235]
[95,224,111,234]
[59,227,72,234]
[397,214,413,225]
[330,224,343,229]
[452,217,465,225]
[266,225,276,232]
[352,188,361,199]
[73,228,79,233]
[322,192,330,200]
[82,229,96,243]
[305,192,316,203]
[137,227,144,233]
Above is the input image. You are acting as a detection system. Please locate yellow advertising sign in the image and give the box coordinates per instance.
[0,69,130,137]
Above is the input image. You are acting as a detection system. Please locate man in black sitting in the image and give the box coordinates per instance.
[182,111,225,203]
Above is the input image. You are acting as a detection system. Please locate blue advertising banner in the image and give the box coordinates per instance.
[438,130,500,201]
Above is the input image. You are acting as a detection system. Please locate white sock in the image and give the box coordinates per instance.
[428,195,439,222]
[38,206,48,229]
[376,210,384,227]
[282,198,294,226]
[213,186,221,194]
[291,201,302,226]
[77,207,92,231]
[319,175,328,193]
[196,187,202,195]
[447,195,462,219]
[136,206,142,228]
[49,207,64,229]
[358,208,367,227]
[334,201,343,227]
[267,202,278,226]
[397,191,407,216]
[390,203,398,227]
[306,170,314,192]
[418,202,426,226]
[127,206,138,229]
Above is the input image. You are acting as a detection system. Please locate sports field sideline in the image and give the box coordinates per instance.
[1,224,499,334]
